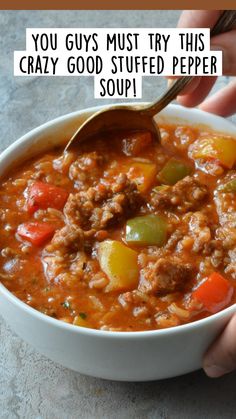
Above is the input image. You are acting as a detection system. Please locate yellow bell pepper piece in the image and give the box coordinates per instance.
[122,159,157,193]
[98,240,139,292]
[73,314,91,328]
[190,136,236,169]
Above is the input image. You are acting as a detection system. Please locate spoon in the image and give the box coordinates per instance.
[65,10,236,151]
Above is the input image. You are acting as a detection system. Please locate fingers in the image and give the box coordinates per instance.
[177,76,217,107]
[199,79,236,116]
[203,313,236,378]
[177,10,222,29]
[211,30,236,76]
[174,10,221,106]
[181,29,236,108]
[176,10,236,111]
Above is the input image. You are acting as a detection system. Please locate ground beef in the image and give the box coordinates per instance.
[151,176,209,213]
[69,151,105,190]
[139,257,194,295]
[64,173,142,230]
[215,172,236,278]
[45,224,85,255]
[44,226,99,283]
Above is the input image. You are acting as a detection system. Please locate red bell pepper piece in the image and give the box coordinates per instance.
[192,272,234,314]
[17,222,55,246]
[25,181,69,214]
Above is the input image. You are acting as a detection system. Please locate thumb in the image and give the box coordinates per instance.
[203,313,236,378]
[211,29,236,76]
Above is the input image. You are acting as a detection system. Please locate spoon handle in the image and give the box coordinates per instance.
[145,10,236,118]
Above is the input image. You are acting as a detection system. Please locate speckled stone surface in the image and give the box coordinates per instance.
[0,10,235,419]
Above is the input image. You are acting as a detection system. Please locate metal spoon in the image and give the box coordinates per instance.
[65,10,236,151]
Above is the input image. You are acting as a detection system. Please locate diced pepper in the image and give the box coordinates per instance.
[122,159,157,193]
[218,179,236,193]
[73,314,91,328]
[190,136,236,169]
[158,158,192,185]
[98,240,139,292]
[25,181,69,214]
[126,214,168,247]
[192,272,233,314]
[17,222,55,246]
[122,131,153,156]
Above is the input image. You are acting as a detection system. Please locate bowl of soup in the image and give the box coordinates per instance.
[0,103,235,381]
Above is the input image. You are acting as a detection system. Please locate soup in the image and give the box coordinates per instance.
[0,124,236,331]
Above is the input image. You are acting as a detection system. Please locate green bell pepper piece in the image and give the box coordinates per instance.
[218,179,236,193]
[126,214,168,247]
[158,158,192,185]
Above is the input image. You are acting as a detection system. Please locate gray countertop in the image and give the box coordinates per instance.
[0,10,236,419]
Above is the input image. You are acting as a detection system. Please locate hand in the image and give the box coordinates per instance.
[203,313,236,377]
[176,10,236,116]
[177,11,236,378]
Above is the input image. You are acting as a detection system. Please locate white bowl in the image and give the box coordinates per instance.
[0,104,235,381]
